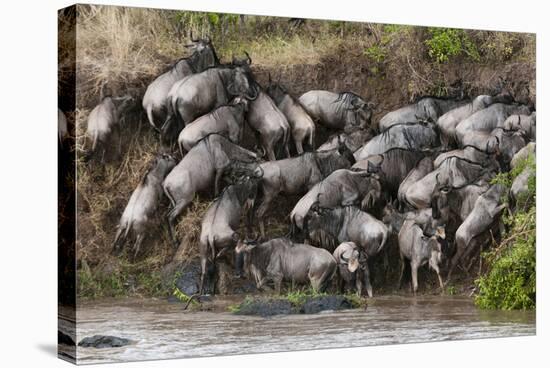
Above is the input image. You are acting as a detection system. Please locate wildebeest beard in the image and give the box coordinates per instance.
[306,207,346,251]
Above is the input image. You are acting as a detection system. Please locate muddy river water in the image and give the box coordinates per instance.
[71,295,535,364]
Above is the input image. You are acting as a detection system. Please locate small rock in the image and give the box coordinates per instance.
[300,295,352,314]
[234,299,293,317]
[78,335,133,348]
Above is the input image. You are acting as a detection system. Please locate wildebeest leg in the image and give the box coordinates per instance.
[256,193,275,238]
[133,233,145,259]
[336,270,344,294]
[431,263,445,293]
[167,200,190,247]
[397,253,405,289]
[214,169,223,196]
[111,227,124,254]
[356,270,364,297]
[274,276,283,294]
[411,261,419,295]
[199,256,207,295]
[363,262,373,298]
[295,138,304,155]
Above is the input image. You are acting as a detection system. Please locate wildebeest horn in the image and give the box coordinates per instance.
[339,253,349,264]
[436,173,441,185]
[244,51,252,65]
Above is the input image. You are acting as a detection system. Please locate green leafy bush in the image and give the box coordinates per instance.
[476,155,536,310]
[425,28,480,63]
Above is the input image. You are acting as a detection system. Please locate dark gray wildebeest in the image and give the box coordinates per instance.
[503,111,536,141]
[317,127,374,153]
[397,156,434,211]
[352,147,427,194]
[177,97,248,155]
[354,121,439,160]
[405,153,495,210]
[265,80,315,154]
[254,143,355,236]
[397,214,447,294]
[198,178,260,294]
[299,90,374,131]
[58,109,68,148]
[142,37,219,132]
[454,103,531,145]
[162,134,258,245]
[304,205,389,297]
[510,142,535,170]
[290,168,382,234]
[86,90,135,163]
[235,237,336,293]
[378,96,464,131]
[447,184,507,280]
[333,241,366,295]
[460,128,527,170]
[112,154,177,257]
[246,90,291,161]
[437,95,496,148]
[163,55,258,138]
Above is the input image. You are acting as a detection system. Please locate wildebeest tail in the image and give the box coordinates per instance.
[378,228,389,254]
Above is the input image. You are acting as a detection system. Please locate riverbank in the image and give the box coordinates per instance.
[63,5,536,304]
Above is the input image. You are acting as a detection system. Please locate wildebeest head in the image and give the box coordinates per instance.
[381,200,404,234]
[338,242,361,273]
[361,173,382,211]
[431,173,451,220]
[230,96,250,113]
[265,75,288,105]
[304,204,343,251]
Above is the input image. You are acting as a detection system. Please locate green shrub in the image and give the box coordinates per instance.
[476,155,536,310]
[425,28,480,63]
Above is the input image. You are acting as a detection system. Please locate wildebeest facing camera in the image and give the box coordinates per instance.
[58,3,536,364]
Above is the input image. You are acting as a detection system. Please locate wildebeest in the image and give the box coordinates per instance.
[246,90,291,160]
[333,241,365,295]
[353,147,427,194]
[304,205,389,297]
[405,155,492,210]
[290,169,382,233]
[142,37,219,132]
[163,55,258,138]
[354,122,438,160]
[58,109,68,148]
[254,144,356,236]
[397,156,434,210]
[317,127,374,153]
[265,80,315,154]
[235,237,336,293]
[198,178,260,294]
[455,103,531,145]
[398,216,446,294]
[447,184,507,280]
[177,97,248,155]
[112,154,177,257]
[162,134,258,245]
[379,96,464,131]
[437,95,495,148]
[503,111,536,141]
[510,142,535,170]
[86,91,135,163]
[299,90,373,131]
